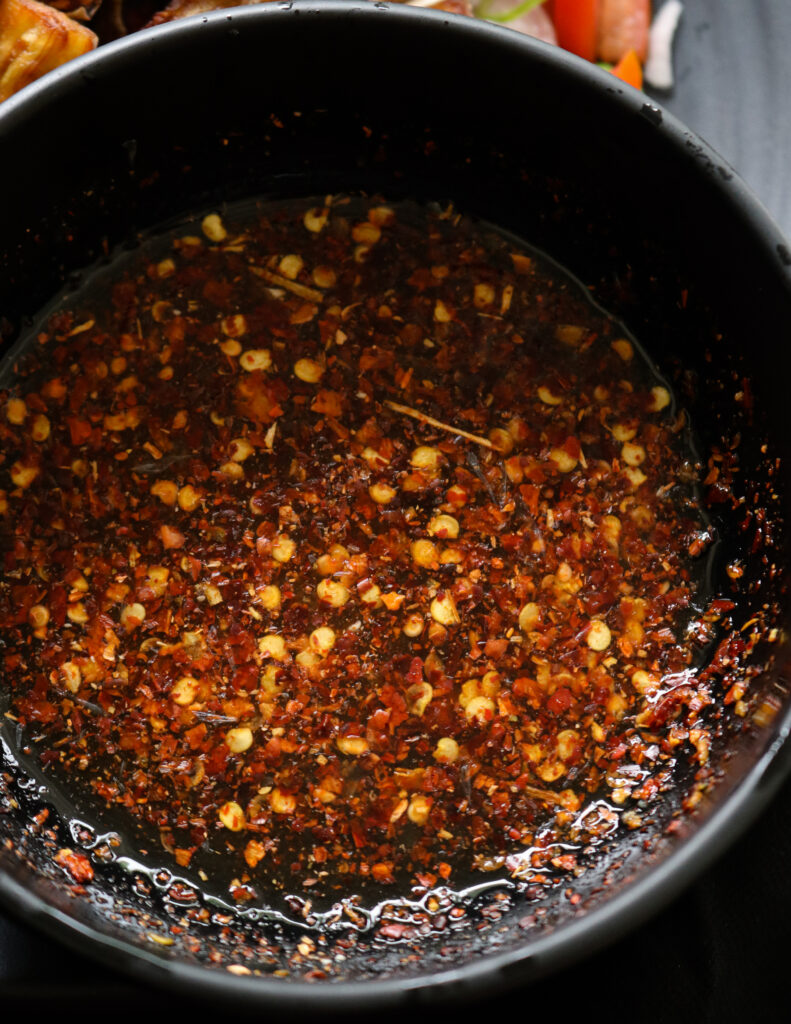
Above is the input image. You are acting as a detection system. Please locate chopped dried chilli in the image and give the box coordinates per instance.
[0,197,729,888]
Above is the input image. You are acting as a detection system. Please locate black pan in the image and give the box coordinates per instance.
[1,2,790,1010]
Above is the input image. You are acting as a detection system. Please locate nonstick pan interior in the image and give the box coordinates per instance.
[0,2,790,1008]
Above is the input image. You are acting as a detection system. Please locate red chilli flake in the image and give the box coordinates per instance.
[0,196,750,889]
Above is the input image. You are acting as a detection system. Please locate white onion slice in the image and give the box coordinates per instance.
[644,0,684,91]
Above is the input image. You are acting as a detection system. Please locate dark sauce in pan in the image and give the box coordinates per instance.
[0,196,745,913]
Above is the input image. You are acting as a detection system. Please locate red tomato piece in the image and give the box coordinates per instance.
[551,0,600,62]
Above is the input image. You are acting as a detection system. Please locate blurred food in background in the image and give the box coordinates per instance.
[0,0,96,101]
[0,1,682,104]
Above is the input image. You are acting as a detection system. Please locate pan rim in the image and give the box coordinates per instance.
[1,0,791,1007]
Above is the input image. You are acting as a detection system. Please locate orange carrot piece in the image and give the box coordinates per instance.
[610,48,643,89]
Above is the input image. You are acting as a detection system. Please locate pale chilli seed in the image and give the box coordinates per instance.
[269,788,296,814]
[279,254,304,280]
[312,265,336,288]
[555,324,586,346]
[151,480,178,505]
[631,670,659,695]
[352,221,381,244]
[60,661,81,693]
[296,650,321,669]
[147,566,169,596]
[316,544,349,575]
[202,213,227,242]
[177,485,201,511]
[293,358,324,383]
[31,414,51,442]
[369,482,396,505]
[488,427,514,454]
[303,207,328,233]
[556,729,580,762]
[259,585,281,610]
[361,446,389,469]
[309,626,336,656]
[259,635,287,661]
[260,665,281,694]
[430,592,460,626]
[427,622,447,645]
[537,760,566,783]
[649,386,671,412]
[218,801,245,831]
[630,504,654,531]
[239,349,272,372]
[611,338,634,361]
[226,727,254,754]
[359,583,382,606]
[518,602,540,633]
[427,514,459,539]
[481,671,501,697]
[411,539,439,568]
[624,466,647,488]
[537,385,563,406]
[434,300,452,322]
[439,547,463,565]
[271,535,296,563]
[120,603,146,630]
[587,620,612,651]
[317,579,350,607]
[549,448,577,473]
[220,338,242,357]
[621,442,646,467]
[368,205,395,226]
[465,695,496,725]
[221,314,247,337]
[66,604,88,626]
[10,462,38,489]
[601,515,622,551]
[406,681,433,717]
[28,604,50,628]
[410,446,441,473]
[336,736,368,756]
[610,422,637,442]
[6,398,26,424]
[403,613,424,638]
[229,437,254,463]
[446,484,469,507]
[407,795,432,826]
[433,737,460,763]
[473,282,495,307]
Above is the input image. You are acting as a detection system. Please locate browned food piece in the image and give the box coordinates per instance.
[0,0,96,101]
[148,0,471,28]
[147,0,272,26]
[45,2,102,21]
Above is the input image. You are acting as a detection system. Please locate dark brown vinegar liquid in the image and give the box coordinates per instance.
[0,195,715,912]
